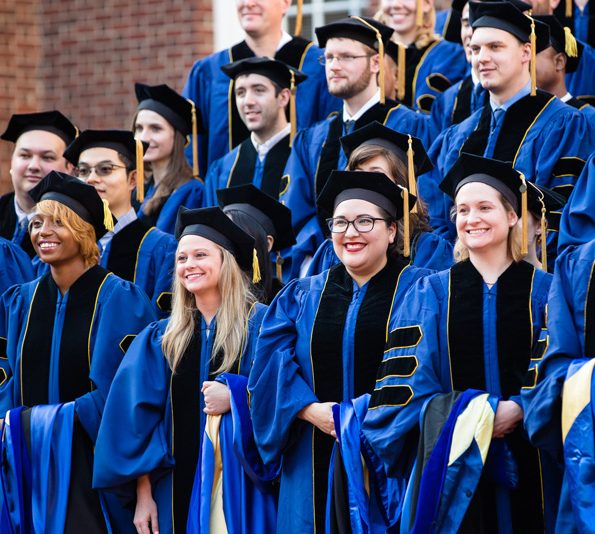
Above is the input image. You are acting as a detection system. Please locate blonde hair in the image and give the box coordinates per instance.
[161,245,257,374]
[347,144,431,256]
[375,4,439,49]
[33,200,99,267]
[452,195,525,263]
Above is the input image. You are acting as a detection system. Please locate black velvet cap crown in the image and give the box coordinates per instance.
[221,57,307,89]
[1,111,77,145]
[315,16,394,50]
[64,129,147,167]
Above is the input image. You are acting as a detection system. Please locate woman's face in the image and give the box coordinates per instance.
[355,155,395,180]
[134,109,176,166]
[455,182,517,254]
[176,234,223,298]
[29,211,81,268]
[331,199,396,282]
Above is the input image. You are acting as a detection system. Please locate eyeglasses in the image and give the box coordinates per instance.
[75,163,127,179]
[326,216,388,233]
[318,54,372,66]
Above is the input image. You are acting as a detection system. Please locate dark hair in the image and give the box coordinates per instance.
[224,209,274,304]
[116,151,135,174]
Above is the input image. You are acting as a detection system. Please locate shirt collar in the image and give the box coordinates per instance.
[13,196,30,225]
[489,81,531,112]
[560,92,573,103]
[343,90,381,123]
[276,31,293,52]
[250,124,291,161]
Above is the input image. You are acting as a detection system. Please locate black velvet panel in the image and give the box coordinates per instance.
[106,219,151,283]
[452,76,474,125]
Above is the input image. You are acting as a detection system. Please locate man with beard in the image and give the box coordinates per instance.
[279,16,429,279]
[0,111,77,258]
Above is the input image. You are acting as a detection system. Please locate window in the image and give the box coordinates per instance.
[285,0,369,42]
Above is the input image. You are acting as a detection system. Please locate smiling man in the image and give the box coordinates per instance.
[202,57,306,207]
[183,0,339,175]
[0,111,77,257]
[63,130,177,317]
[419,1,592,259]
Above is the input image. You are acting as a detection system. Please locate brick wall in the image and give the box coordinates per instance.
[0,0,213,194]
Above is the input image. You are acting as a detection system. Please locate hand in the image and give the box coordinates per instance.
[202,381,231,415]
[298,402,337,436]
[134,475,159,534]
[492,400,523,438]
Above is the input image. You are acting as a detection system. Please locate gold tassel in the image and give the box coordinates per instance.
[102,199,114,232]
[540,205,548,272]
[520,174,528,255]
[290,71,297,147]
[135,139,145,203]
[416,0,424,28]
[397,43,406,102]
[407,135,418,214]
[252,249,262,284]
[566,0,572,18]
[529,17,537,96]
[564,27,578,57]
[401,186,411,258]
[186,98,200,178]
[74,125,80,138]
[294,0,303,37]
[352,16,385,104]
[276,253,283,282]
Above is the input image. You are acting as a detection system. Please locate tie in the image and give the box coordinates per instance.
[344,120,355,135]
[12,219,27,245]
[485,107,505,157]
[491,108,504,133]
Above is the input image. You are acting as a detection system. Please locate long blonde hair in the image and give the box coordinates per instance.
[33,200,99,267]
[161,245,257,374]
[375,3,439,49]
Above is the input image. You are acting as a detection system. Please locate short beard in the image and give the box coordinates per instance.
[328,64,373,100]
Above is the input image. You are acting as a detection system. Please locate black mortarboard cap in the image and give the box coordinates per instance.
[484,0,532,13]
[63,129,147,167]
[533,15,580,72]
[315,16,394,51]
[221,57,307,89]
[469,2,551,53]
[527,182,566,227]
[175,206,256,275]
[28,171,115,239]
[216,184,296,251]
[1,111,78,145]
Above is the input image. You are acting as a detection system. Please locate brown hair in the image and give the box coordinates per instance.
[347,144,432,256]
[33,200,99,267]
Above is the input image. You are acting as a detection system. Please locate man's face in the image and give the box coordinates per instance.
[470,27,530,95]
[461,4,473,63]
[524,0,559,14]
[235,73,288,135]
[10,130,70,198]
[236,0,291,37]
[324,38,377,100]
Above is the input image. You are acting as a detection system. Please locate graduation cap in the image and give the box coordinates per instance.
[317,170,417,257]
[217,184,296,280]
[135,82,202,178]
[483,0,532,13]
[340,121,432,213]
[527,182,566,271]
[315,16,394,104]
[469,1,551,95]
[533,15,580,72]
[28,171,115,239]
[440,153,531,254]
[63,130,149,203]
[175,206,259,282]
[1,111,78,145]
[221,57,307,145]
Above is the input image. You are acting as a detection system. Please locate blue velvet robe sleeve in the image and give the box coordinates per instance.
[155,180,204,235]
[566,41,595,100]
[93,320,174,493]
[248,279,319,464]
[202,153,229,208]
[0,238,34,295]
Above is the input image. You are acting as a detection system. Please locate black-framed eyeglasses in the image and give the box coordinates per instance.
[318,54,373,66]
[75,163,127,179]
[326,216,388,233]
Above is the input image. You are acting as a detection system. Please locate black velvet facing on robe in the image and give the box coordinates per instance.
[20,266,109,406]
[228,37,311,150]
[106,218,152,283]
[552,157,586,179]
[0,193,36,258]
[227,136,291,198]
[586,262,595,357]
[460,91,554,162]
[451,76,474,125]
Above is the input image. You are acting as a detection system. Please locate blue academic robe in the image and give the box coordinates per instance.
[566,41,595,101]
[280,102,431,280]
[363,260,552,532]
[403,39,469,113]
[99,219,177,318]
[248,258,429,533]
[555,3,595,48]
[203,134,291,207]
[0,193,36,258]
[137,178,204,235]
[420,91,592,242]
[0,237,34,296]
[306,231,453,277]
[182,37,340,173]
[93,303,267,534]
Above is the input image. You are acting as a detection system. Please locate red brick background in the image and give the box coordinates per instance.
[0,0,213,193]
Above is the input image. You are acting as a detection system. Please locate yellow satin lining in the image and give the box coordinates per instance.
[206,415,228,534]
